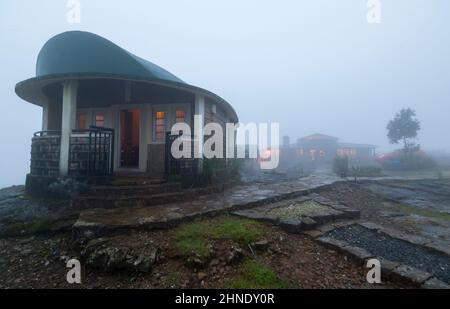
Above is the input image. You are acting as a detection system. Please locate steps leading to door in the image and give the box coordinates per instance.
[74,191,186,209]
[87,182,182,197]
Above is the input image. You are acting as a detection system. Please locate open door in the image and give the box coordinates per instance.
[120,109,140,167]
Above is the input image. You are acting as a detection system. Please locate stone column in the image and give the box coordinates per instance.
[194,94,205,172]
[41,102,49,131]
[59,80,78,176]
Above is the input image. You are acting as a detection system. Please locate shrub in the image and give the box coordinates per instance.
[382,155,437,171]
[350,166,383,178]
[333,156,349,177]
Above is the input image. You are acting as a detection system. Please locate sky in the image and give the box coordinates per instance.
[0,0,450,187]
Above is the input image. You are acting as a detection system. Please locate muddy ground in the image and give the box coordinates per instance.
[0,216,412,289]
[2,178,448,289]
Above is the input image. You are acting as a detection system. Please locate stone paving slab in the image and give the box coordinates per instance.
[231,193,360,233]
[73,168,364,240]
[73,179,317,239]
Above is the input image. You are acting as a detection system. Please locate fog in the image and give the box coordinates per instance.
[1,0,449,187]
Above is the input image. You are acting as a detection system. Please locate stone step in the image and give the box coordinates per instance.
[110,177,167,186]
[74,191,187,209]
[87,182,182,197]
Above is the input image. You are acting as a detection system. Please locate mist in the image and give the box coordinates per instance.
[1,0,450,188]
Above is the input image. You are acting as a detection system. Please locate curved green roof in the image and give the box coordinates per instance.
[36,31,184,83]
[15,31,238,121]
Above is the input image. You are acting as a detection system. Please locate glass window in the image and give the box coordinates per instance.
[175,110,185,123]
[95,114,105,127]
[155,111,166,142]
[77,114,87,130]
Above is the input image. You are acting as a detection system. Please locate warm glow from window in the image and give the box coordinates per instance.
[95,114,105,127]
[78,114,87,130]
[155,111,166,142]
[175,110,185,123]
[337,148,357,158]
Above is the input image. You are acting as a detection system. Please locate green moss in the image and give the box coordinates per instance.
[226,259,290,289]
[173,218,267,258]
[396,204,450,222]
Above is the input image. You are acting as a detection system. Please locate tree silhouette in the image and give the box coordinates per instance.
[387,108,421,157]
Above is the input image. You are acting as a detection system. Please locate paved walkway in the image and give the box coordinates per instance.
[73,168,447,239]
[73,169,343,238]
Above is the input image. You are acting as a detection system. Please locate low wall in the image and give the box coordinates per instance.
[30,135,61,177]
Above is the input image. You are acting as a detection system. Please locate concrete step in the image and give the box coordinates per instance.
[87,182,182,197]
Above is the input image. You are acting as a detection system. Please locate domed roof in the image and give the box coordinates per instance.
[36,31,184,84]
[15,31,238,122]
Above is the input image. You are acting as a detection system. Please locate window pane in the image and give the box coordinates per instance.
[175,110,185,123]
[154,111,166,142]
[95,114,105,127]
[78,114,87,130]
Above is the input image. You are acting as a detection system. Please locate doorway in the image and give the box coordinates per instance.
[120,109,140,168]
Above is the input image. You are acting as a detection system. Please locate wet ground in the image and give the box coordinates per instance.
[0,170,449,288]
[319,180,450,249]
[0,217,413,289]
[362,180,450,214]
[326,224,450,284]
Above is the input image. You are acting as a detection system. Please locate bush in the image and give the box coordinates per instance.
[333,156,349,177]
[350,166,383,178]
[203,158,241,186]
[382,155,437,171]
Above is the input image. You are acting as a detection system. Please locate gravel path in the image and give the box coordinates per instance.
[326,225,450,284]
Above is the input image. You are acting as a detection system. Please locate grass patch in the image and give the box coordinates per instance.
[175,238,210,259]
[226,259,289,289]
[396,204,450,222]
[212,219,265,244]
[173,218,267,258]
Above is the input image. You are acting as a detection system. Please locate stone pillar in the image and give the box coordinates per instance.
[194,94,205,172]
[41,102,49,131]
[59,80,78,176]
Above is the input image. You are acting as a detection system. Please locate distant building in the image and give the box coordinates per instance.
[280,133,376,168]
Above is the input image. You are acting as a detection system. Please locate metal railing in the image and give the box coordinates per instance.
[30,127,115,180]
[33,130,61,137]
[70,126,115,179]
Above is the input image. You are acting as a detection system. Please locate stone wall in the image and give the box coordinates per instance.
[30,135,61,177]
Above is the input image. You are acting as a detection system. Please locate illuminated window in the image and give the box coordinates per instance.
[337,148,357,158]
[77,114,87,130]
[175,110,185,123]
[155,111,166,142]
[320,150,326,157]
[296,148,304,157]
[95,114,105,127]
